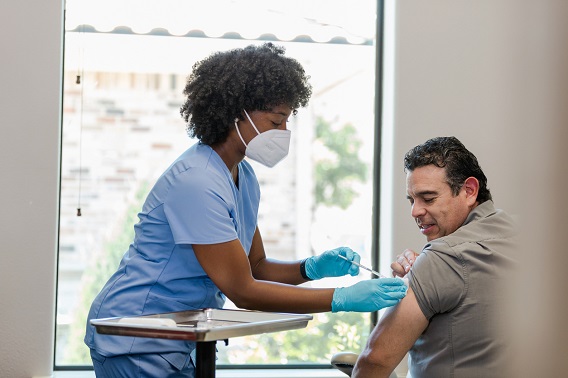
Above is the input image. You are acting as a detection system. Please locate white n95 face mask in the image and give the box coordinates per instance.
[235,109,291,168]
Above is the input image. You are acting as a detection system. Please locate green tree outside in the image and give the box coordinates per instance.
[314,116,367,210]
[217,312,370,365]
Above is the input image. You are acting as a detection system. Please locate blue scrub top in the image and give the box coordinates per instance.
[85,143,260,365]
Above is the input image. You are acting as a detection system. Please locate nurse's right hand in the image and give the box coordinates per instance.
[331,278,407,313]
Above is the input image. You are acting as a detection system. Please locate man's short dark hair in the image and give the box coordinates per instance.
[404,136,492,203]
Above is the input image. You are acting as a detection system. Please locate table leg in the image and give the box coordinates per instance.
[195,341,216,378]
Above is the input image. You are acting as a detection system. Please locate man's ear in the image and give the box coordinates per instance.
[463,177,479,205]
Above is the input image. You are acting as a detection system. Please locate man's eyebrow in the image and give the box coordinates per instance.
[408,190,438,199]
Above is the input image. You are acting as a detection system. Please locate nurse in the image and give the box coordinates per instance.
[85,43,407,377]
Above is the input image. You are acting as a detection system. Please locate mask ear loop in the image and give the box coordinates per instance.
[243,109,261,135]
[235,118,248,148]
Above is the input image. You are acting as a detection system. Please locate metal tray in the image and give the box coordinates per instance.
[91,308,313,342]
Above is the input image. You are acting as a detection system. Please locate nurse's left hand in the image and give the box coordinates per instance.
[304,247,361,280]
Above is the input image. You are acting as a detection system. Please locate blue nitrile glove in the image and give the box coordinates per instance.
[304,246,361,280]
[331,278,407,312]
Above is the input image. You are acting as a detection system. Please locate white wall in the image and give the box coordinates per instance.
[387,0,565,253]
[386,1,568,377]
[0,0,63,377]
[1,0,567,377]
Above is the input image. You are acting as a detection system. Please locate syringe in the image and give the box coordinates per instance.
[337,254,389,279]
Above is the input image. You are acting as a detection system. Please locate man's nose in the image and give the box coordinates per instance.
[411,203,426,218]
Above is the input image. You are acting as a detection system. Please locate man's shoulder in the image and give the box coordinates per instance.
[442,202,516,247]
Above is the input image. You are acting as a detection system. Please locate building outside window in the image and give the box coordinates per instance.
[56,0,380,369]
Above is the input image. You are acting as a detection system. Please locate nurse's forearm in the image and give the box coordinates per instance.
[247,228,310,285]
[228,281,334,313]
[194,238,332,312]
[250,257,309,285]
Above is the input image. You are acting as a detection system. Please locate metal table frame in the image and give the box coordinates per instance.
[196,340,217,378]
[91,308,312,378]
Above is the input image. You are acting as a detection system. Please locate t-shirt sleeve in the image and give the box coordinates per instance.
[163,167,238,245]
[409,242,466,320]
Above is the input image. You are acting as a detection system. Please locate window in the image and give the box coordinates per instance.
[56,0,380,369]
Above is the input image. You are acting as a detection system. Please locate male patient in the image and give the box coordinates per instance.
[353,137,517,377]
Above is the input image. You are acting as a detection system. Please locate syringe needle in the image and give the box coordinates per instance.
[337,254,387,278]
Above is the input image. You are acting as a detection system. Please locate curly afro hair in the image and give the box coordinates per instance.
[180,42,312,145]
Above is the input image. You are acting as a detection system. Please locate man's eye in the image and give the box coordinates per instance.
[424,198,435,203]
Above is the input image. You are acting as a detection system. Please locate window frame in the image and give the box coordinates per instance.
[54,0,385,371]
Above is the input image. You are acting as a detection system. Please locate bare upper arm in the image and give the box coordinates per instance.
[355,286,429,374]
[247,227,268,278]
[193,239,255,301]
